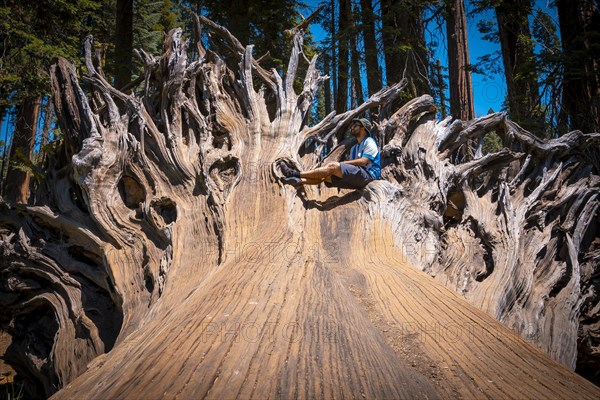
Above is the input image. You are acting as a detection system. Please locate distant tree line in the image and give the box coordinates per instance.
[1,0,599,203]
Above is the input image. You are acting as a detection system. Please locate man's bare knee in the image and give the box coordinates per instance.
[325,162,340,173]
[327,162,342,177]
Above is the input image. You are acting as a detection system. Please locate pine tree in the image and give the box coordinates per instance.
[446,0,474,121]
[495,0,543,134]
[0,0,103,202]
[556,0,600,133]
[359,0,382,95]
[350,1,365,107]
[115,0,134,88]
[531,8,562,136]
[335,0,351,113]
[380,0,431,97]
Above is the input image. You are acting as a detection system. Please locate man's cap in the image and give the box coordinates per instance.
[352,118,372,131]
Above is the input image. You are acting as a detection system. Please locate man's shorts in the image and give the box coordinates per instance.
[325,163,374,189]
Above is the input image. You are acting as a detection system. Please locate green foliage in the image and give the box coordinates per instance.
[8,147,44,182]
[3,383,24,400]
[531,8,562,136]
[1,373,24,400]
[183,1,316,73]
[0,0,104,109]
[134,0,180,56]
[476,19,499,43]
[482,131,503,154]
[471,52,503,78]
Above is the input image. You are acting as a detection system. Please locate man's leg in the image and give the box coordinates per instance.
[279,162,342,187]
[300,162,343,180]
[299,178,325,185]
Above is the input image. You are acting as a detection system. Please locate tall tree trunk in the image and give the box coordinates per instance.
[446,0,474,121]
[114,0,133,89]
[0,112,8,195]
[381,0,429,97]
[228,0,250,45]
[335,0,351,114]
[4,96,40,203]
[495,0,542,133]
[556,0,600,133]
[350,2,364,108]
[323,53,332,115]
[360,0,382,95]
[380,0,402,86]
[37,97,54,167]
[436,59,448,118]
[40,97,53,149]
[2,15,600,400]
[330,0,337,100]
[0,112,4,143]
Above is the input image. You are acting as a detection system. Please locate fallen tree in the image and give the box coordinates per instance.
[0,14,599,399]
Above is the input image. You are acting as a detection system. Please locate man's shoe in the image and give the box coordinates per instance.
[280,176,303,187]
[279,162,300,178]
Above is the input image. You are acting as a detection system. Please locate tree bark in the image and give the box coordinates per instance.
[114,0,133,89]
[1,14,600,399]
[350,2,364,108]
[4,96,41,203]
[380,0,400,86]
[335,0,351,114]
[435,59,448,118]
[556,0,600,133]
[0,112,8,195]
[330,0,337,100]
[228,0,250,45]
[323,52,332,115]
[40,97,53,149]
[446,0,474,121]
[360,0,382,95]
[381,0,429,97]
[495,0,542,133]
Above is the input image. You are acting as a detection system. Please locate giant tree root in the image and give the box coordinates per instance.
[1,14,599,398]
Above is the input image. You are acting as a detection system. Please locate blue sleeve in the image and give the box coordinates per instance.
[362,137,378,160]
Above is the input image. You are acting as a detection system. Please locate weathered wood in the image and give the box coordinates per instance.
[1,15,600,398]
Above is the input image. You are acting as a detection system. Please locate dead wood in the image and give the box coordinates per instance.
[1,15,599,399]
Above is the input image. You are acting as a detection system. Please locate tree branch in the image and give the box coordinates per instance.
[302,80,408,144]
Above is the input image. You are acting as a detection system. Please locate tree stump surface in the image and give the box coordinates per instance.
[1,15,599,399]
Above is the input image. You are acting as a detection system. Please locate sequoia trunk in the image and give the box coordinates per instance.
[446,0,474,121]
[495,0,542,133]
[360,0,382,95]
[4,96,40,203]
[556,0,600,133]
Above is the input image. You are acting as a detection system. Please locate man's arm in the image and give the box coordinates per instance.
[342,157,370,167]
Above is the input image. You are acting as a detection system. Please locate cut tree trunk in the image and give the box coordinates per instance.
[1,15,600,399]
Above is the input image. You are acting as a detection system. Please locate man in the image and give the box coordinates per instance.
[279,118,380,189]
